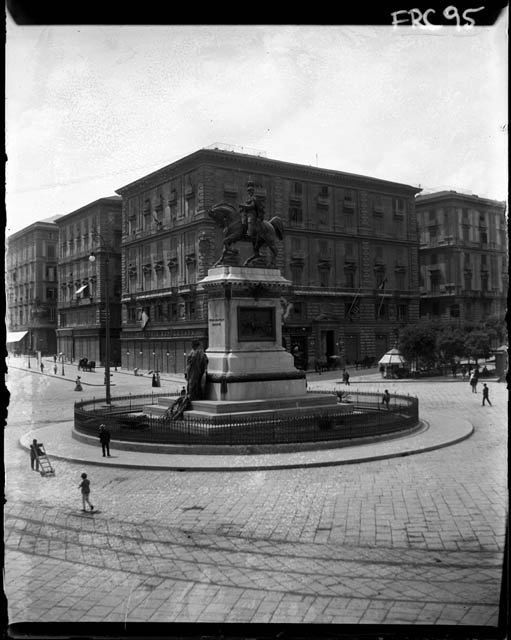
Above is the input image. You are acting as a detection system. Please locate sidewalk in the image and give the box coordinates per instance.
[20,412,474,472]
[9,357,498,388]
[8,356,187,388]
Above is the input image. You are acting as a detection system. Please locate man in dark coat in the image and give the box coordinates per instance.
[99,424,111,457]
[185,340,208,401]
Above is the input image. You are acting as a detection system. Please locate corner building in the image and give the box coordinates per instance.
[116,147,421,372]
[415,191,508,325]
[6,220,59,355]
[55,197,123,365]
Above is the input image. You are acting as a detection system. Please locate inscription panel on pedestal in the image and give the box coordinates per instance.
[237,307,276,342]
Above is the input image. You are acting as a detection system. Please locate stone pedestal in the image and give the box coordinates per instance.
[198,266,307,402]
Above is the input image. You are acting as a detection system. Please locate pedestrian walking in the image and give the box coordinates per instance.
[99,424,111,457]
[482,383,492,406]
[78,473,94,512]
[40,362,44,373]
[382,389,391,410]
[342,369,350,385]
[469,371,478,393]
[53,363,58,375]
[379,364,385,378]
[53,354,57,364]
[30,439,43,471]
[74,376,83,392]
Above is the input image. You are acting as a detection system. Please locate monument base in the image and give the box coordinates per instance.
[143,392,343,424]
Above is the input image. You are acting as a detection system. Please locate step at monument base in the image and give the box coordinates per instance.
[143,393,347,424]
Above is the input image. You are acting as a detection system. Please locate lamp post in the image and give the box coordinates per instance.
[89,237,112,405]
[126,350,130,370]
[166,351,170,373]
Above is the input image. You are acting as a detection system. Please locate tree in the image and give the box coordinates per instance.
[398,323,437,369]
[436,327,466,365]
[464,330,492,364]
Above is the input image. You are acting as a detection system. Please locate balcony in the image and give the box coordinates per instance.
[373,203,384,214]
[343,199,356,211]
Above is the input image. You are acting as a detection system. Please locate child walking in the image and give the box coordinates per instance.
[79,473,94,512]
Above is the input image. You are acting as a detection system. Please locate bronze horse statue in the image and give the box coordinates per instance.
[208,202,284,267]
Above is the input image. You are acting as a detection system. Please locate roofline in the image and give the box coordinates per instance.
[7,219,59,241]
[416,190,506,208]
[53,196,122,225]
[115,148,422,196]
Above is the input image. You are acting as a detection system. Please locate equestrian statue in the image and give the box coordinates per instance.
[208,181,284,267]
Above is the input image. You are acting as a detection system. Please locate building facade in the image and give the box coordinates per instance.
[6,220,59,355]
[116,147,421,372]
[416,191,508,326]
[55,197,123,365]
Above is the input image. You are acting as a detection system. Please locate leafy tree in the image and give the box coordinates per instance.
[398,323,437,368]
[436,327,466,364]
[464,330,492,363]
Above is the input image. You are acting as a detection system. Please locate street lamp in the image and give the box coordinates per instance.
[126,350,130,370]
[166,351,170,373]
[89,239,112,405]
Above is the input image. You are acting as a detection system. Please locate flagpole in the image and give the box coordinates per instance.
[346,286,361,321]
[377,278,387,320]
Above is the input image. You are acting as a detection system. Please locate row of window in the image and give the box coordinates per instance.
[424,207,505,226]
[13,305,57,325]
[122,299,406,325]
[126,300,197,323]
[289,268,406,289]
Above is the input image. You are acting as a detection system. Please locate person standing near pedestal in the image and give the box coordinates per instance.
[185,340,208,401]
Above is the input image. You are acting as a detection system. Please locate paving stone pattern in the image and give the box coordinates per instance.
[4,366,508,626]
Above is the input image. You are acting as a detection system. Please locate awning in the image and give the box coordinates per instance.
[378,348,406,366]
[7,331,28,343]
[74,284,88,295]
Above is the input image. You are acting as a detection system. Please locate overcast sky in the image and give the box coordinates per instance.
[5,18,508,236]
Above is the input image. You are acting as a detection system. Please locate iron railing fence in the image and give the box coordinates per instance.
[74,389,419,446]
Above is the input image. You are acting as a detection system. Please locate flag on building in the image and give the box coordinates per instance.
[141,310,150,331]
[377,278,388,319]
[346,288,361,322]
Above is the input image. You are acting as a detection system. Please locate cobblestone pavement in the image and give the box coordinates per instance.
[4,365,508,627]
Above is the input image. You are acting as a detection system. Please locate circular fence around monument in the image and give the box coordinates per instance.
[74,389,420,447]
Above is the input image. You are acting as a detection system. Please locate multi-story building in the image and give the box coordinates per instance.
[6,220,60,355]
[116,146,421,372]
[55,197,123,365]
[416,191,508,326]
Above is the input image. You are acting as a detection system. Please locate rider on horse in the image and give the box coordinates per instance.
[239,181,264,241]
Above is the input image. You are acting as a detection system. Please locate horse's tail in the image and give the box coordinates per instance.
[269,216,284,240]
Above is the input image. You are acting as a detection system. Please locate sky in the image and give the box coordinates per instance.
[5,18,508,237]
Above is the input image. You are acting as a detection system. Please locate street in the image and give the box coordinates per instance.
[4,363,508,627]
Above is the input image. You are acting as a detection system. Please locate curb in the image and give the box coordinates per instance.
[19,417,474,472]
